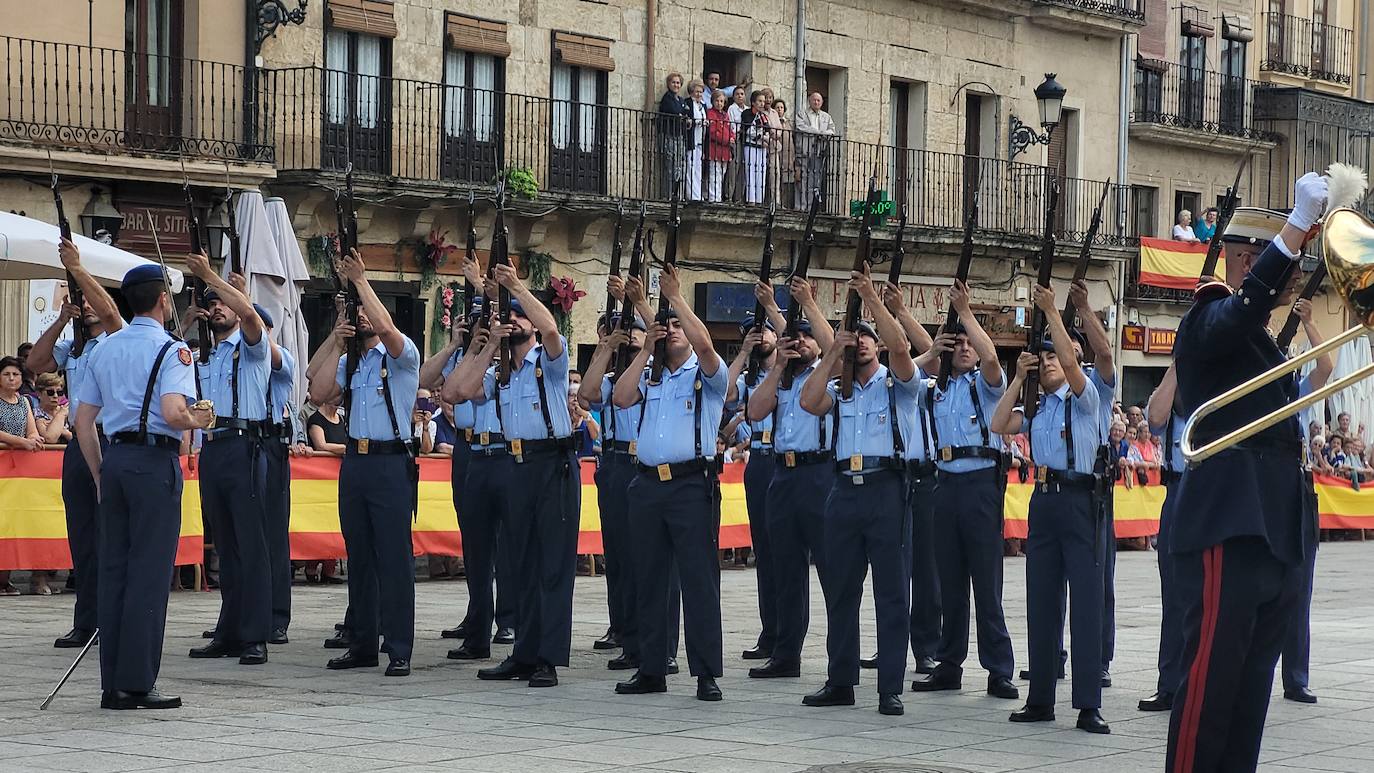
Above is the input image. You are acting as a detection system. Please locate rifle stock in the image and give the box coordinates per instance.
[650,187,682,385]
[779,191,822,390]
[461,191,478,351]
[490,181,513,386]
[1198,156,1250,281]
[839,177,881,400]
[223,162,243,277]
[180,159,214,364]
[937,169,982,391]
[1060,181,1111,332]
[746,204,777,386]
[47,158,87,358]
[886,206,908,286]
[1274,262,1326,351]
[614,203,648,379]
[340,161,362,385]
[1021,179,1061,419]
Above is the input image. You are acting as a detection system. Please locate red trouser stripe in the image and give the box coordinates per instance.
[1174,543,1224,773]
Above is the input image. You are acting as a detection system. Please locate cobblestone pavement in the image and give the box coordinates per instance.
[3,543,1374,773]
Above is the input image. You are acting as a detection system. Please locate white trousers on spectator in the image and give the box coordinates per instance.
[745,146,767,205]
[687,146,704,201]
[708,161,727,202]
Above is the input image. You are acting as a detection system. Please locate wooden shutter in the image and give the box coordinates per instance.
[447,14,511,58]
[328,0,397,38]
[552,32,615,72]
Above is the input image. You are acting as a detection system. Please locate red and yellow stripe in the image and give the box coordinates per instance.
[1139,237,1220,290]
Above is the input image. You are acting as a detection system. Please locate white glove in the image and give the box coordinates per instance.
[1287,172,1329,232]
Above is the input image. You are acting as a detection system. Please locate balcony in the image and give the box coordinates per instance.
[1130,61,1277,151]
[0,36,273,182]
[262,66,1133,248]
[1260,13,1353,85]
[1027,0,1145,36]
[1126,270,1193,304]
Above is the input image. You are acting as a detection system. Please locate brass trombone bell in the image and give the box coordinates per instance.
[1181,208,1374,463]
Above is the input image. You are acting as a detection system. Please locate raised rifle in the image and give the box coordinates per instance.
[180,157,213,364]
[745,203,777,386]
[461,190,479,350]
[779,190,822,390]
[339,160,362,387]
[839,177,882,399]
[47,153,87,358]
[1274,263,1326,352]
[222,161,243,277]
[1059,181,1111,332]
[614,202,648,379]
[1198,155,1250,282]
[649,185,683,385]
[886,205,908,285]
[489,180,514,385]
[604,200,628,328]
[937,168,982,391]
[1021,178,1062,420]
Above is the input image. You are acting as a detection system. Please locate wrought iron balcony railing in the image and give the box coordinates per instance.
[1260,13,1353,85]
[1131,61,1272,140]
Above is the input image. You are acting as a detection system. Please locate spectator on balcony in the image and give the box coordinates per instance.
[742,90,775,205]
[772,98,796,207]
[1172,209,1200,243]
[686,79,708,201]
[33,372,71,445]
[794,90,837,210]
[700,70,748,114]
[761,88,785,205]
[658,72,693,198]
[1195,207,1219,242]
[706,89,734,203]
[728,88,749,202]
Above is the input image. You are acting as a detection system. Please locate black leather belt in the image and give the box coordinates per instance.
[937,445,1002,463]
[110,432,180,452]
[346,438,416,456]
[751,446,774,457]
[906,460,937,479]
[508,436,576,462]
[775,449,831,468]
[464,428,506,447]
[1034,467,1098,492]
[469,445,510,457]
[607,440,637,455]
[835,456,904,476]
[637,458,719,481]
[264,422,292,441]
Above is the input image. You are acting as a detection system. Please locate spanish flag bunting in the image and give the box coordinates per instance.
[1138,237,1223,290]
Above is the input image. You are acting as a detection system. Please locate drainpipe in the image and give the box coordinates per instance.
[645,0,657,108]
[794,0,807,113]
[1117,35,1130,238]
[1359,0,1370,100]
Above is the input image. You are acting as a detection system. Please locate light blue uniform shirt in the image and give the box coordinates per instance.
[268,347,296,425]
[634,352,728,466]
[1021,380,1102,475]
[495,339,573,441]
[826,364,929,463]
[334,337,421,441]
[76,317,197,439]
[735,373,775,450]
[441,348,476,430]
[1086,366,1117,440]
[53,332,108,419]
[773,363,835,454]
[932,368,1006,472]
[595,375,642,444]
[199,328,270,421]
[1150,412,1187,475]
[470,367,506,448]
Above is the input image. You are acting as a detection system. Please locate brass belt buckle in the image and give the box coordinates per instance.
[1036,465,1048,482]
[657,463,672,482]
[941,447,953,462]
[480,431,490,446]
[849,454,863,473]
[510,438,523,460]
[627,440,638,457]
[357,438,370,454]
[464,428,473,442]
[762,430,772,445]
[785,451,796,468]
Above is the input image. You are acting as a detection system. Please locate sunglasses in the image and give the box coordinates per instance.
[44,389,66,396]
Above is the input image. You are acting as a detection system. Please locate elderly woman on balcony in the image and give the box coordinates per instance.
[1172,209,1200,243]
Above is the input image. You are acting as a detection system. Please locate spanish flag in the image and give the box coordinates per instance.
[1138,238,1221,289]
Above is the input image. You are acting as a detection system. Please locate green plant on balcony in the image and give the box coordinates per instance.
[306,233,338,278]
[396,228,458,290]
[500,167,539,200]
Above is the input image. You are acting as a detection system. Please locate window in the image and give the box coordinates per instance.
[1220,38,1247,130]
[887,80,926,214]
[1133,66,1163,120]
[1311,0,1328,73]
[124,0,182,146]
[1130,185,1158,238]
[441,15,507,182]
[548,50,609,194]
[1178,33,1206,125]
[1173,189,1201,235]
[1267,0,1287,65]
[324,28,392,173]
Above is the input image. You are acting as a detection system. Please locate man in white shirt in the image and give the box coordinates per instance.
[794,91,837,209]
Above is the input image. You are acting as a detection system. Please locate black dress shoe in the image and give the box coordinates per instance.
[748,658,801,678]
[100,690,117,709]
[912,656,937,674]
[1137,691,1174,712]
[201,629,216,639]
[1101,670,1112,688]
[607,653,639,670]
[323,630,352,649]
[238,643,267,665]
[802,684,855,707]
[492,627,516,645]
[189,640,243,659]
[528,663,558,687]
[1077,708,1110,734]
[1020,666,1066,680]
[269,628,289,645]
[327,651,379,670]
[385,659,411,677]
[615,672,668,694]
[696,675,722,701]
[593,628,622,650]
[54,628,94,649]
[667,657,680,675]
[1284,686,1318,704]
[447,644,490,660]
[741,644,771,660]
[911,667,962,692]
[987,675,1019,699]
[107,688,182,710]
[440,622,469,640]
[878,693,904,716]
[860,654,878,669]
[1009,704,1056,723]
[477,657,535,681]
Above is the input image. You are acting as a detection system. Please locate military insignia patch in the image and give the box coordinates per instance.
[178,348,193,366]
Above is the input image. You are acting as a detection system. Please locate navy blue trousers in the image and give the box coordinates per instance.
[339,452,415,661]
[1026,486,1104,710]
[744,451,778,650]
[1167,537,1303,773]
[931,467,1014,679]
[596,452,633,636]
[505,449,581,667]
[201,435,271,646]
[824,470,910,695]
[627,469,720,677]
[460,450,518,648]
[908,472,941,661]
[62,437,103,634]
[1281,484,1319,693]
[97,444,181,693]
[1052,492,1116,672]
[263,441,292,633]
[767,459,834,663]
[1156,480,1185,696]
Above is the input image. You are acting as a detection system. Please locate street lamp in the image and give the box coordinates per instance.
[78,188,123,245]
[1009,73,1067,160]
[204,199,230,261]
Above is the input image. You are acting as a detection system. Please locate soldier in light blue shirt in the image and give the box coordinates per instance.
[73,263,212,710]
[258,306,305,647]
[307,250,421,678]
[27,238,124,650]
[181,253,273,667]
[992,283,1108,734]
[609,263,727,702]
[1143,364,1186,713]
[448,264,579,688]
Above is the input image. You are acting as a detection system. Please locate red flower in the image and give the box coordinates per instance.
[550,276,586,314]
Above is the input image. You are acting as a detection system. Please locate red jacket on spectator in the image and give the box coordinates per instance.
[707,107,734,162]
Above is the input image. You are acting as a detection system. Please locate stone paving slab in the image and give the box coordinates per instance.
[3,542,1374,772]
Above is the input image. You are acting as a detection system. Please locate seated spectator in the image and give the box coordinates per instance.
[32,372,71,445]
[1194,207,1219,242]
[1172,209,1200,243]
[307,394,347,454]
[1326,434,1348,471]
[433,395,458,456]
[1309,420,1327,442]
[1309,436,1332,474]
[1346,436,1373,481]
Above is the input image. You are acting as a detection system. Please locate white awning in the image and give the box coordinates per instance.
[0,210,185,292]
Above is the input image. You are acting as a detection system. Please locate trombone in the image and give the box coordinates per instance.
[1181,208,1374,463]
